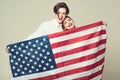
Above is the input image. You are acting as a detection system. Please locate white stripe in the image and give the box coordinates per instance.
[55,44,105,63]
[13,54,104,80]
[50,25,106,43]
[56,64,104,80]
[52,34,106,54]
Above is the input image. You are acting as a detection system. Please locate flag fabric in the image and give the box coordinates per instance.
[7,21,107,80]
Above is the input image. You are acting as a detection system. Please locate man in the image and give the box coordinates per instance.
[26,2,69,40]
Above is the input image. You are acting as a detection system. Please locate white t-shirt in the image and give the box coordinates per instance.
[26,19,63,40]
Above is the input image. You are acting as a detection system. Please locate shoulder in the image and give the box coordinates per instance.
[41,19,55,25]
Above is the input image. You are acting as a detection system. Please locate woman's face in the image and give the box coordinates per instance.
[63,17,75,30]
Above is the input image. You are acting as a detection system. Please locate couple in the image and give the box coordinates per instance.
[26,2,75,40]
[6,2,75,53]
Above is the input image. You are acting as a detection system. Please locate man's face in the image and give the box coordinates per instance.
[55,8,67,24]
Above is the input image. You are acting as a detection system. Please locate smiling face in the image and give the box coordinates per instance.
[55,8,67,24]
[62,16,75,30]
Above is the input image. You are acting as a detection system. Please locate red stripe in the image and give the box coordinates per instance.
[57,48,105,68]
[54,39,106,58]
[51,30,106,49]
[49,21,103,39]
[31,58,104,80]
[73,65,104,80]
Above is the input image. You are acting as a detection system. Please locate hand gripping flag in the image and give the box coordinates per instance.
[7,21,107,80]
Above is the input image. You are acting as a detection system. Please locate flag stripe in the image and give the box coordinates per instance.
[55,44,105,63]
[49,21,103,39]
[49,25,106,44]
[56,64,104,80]
[54,39,106,58]
[56,48,105,68]
[31,57,104,80]
[51,30,106,49]
[73,65,104,80]
[52,35,106,55]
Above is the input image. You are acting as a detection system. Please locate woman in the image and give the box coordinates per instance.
[62,16,76,31]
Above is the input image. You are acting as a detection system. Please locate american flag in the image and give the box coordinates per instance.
[7,21,107,80]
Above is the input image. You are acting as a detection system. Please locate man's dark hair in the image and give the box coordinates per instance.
[53,2,69,15]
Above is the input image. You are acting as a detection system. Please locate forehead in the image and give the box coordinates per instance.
[58,8,67,13]
[64,17,71,21]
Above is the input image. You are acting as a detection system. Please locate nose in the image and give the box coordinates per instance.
[58,13,63,18]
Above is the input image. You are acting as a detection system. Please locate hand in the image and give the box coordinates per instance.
[6,47,9,53]
[102,21,107,26]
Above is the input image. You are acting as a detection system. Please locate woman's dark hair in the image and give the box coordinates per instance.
[53,2,69,15]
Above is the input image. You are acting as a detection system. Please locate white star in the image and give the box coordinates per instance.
[32,55,35,58]
[37,47,41,50]
[28,52,31,56]
[11,59,13,63]
[34,51,38,54]
[18,58,21,61]
[12,66,15,69]
[20,54,23,57]
[41,60,44,63]
[35,40,39,43]
[45,45,48,48]
[29,59,33,62]
[7,46,10,49]
[48,58,52,62]
[18,47,21,50]
[31,66,35,69]
[21,43,24,46]
[17,69,20,72]
[46,63,49,66]
[30,48,33,51]
[47,52,50,55]
[43,67,46,70]
[22,50,26,53]
[44,56,47,59]
[15,62,18,65]
[9,53,12,56]
[21,71,25,74]
[40,42,43,46]
[11,48,14,52]
[36,68,39,71]
[14,73,18,76]
[14,45,17,48]
[42,49,45,52]
[43,38,46,41]
[27,63,30,66]
[24,67,27,70]
[15,51,19,55]
[39,53,43,57]
[28,41,32,45]
[32,44,36,47]
[39,64,42,68]
[37,57,40,61]
[25,45,29,49]
[22,61,25,64]
[29,70,32,73]
[20,65,23,68]
[50,65,54,69]
[25,56,28,60]
[34,62,37,65]
[13,55,16,59]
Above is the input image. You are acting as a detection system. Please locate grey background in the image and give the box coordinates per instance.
[0,0,120,80]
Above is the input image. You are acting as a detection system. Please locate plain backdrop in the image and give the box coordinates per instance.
[0,0,120,80]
